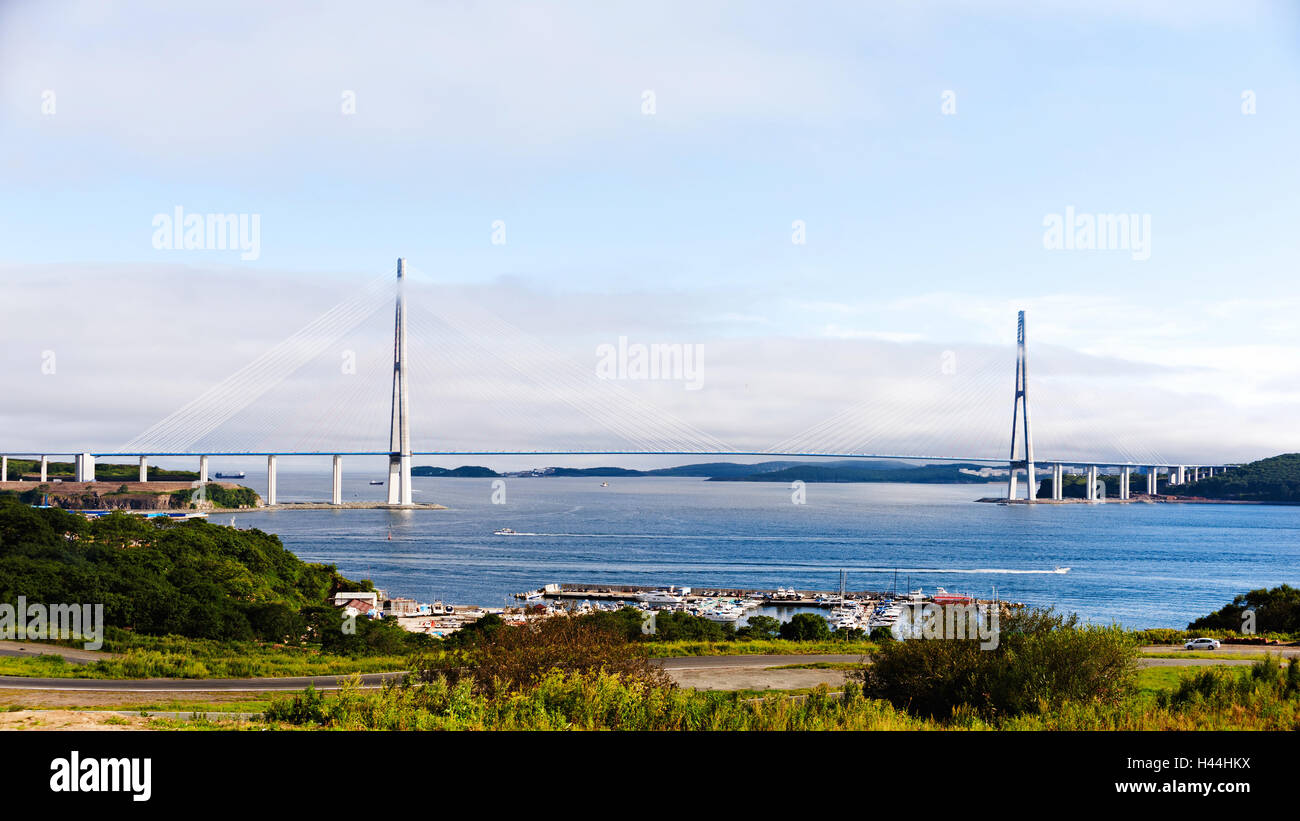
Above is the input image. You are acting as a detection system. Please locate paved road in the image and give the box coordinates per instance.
[1140,644,1300,658]
[1,648,1288,693]
[0,672,405,692]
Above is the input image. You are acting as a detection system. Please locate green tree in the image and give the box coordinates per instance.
[738,614,780,639]
[779,612,831,641]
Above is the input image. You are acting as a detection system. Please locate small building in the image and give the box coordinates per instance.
[332,591,379,609]
[341,598,377,619]
[383,597,421,617]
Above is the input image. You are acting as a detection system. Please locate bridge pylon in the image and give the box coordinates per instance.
[1007,310,1036,502]
[386,258,413,506]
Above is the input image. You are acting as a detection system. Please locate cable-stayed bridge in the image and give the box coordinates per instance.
[0,259,1235,505]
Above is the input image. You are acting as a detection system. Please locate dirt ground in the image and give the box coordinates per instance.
[0,689,266,709]
[0,710,158,730]
[668,666,850,691]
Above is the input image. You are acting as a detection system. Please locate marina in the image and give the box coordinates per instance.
[511,579,1018,632]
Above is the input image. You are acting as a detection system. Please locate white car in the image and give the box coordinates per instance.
[1185,637,1221,650]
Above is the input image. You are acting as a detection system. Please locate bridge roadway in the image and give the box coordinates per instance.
[0,450,1237,470]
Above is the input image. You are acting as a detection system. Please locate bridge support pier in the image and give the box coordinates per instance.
[75,452,95,482]
[40,456,47,482]
[332,455,342,505]
[1176,465,1185,484]
[139,456,148,483]
[199,455,209,484]
[1120,467,1131,500]
[386,258,414,507]
[1,455,6,483]
[267,455,278,506]
[1086,465,1098,501]
[1147,467,1156,495]
[1051,463,1062,500]
[1006,311,1035,502]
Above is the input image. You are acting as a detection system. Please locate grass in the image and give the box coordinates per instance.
[0,637,408,679]
[236,651,1300,732]
[17,661,1294,731]
[18,700,272,713]
[242,663,1300,731]
[0,635,874,680]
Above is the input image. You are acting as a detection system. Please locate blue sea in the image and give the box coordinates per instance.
[208,474,1300,629]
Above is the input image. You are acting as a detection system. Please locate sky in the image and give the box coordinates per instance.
[2,0,1299,470]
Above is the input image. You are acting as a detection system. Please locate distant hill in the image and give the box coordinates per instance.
[1166,454,1300,503]
[529,460,925,479]
[411,465,500,477]
[408,460,991,482]
[707,463,997,484]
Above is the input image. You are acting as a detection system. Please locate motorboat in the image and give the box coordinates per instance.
[931,587,973,605]
[494,528,518,536]
[703,606,744,622]
[637,589,685,606]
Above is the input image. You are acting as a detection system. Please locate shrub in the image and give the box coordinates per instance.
[857,608,1137,719]
[263,685,328,724]
[413,615,672,697]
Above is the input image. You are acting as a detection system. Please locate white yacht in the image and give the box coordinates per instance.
[704,606,744,622]
[637,589,685,606]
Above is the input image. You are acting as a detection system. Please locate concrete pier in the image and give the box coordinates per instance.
[1120,466,1131,500]
[39,456,47,482]
[267,455,278,506]
[332,455,343,505]
[1051,463,1063,500]
[1176,465,1186,484]
[1147,467,1156,495]
[75,452,95,482]
[1086,465,1099,501]
[387,258,414,507]
[1,455,7,483]
[199,455,209,484]
[1006,311,1035,503]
